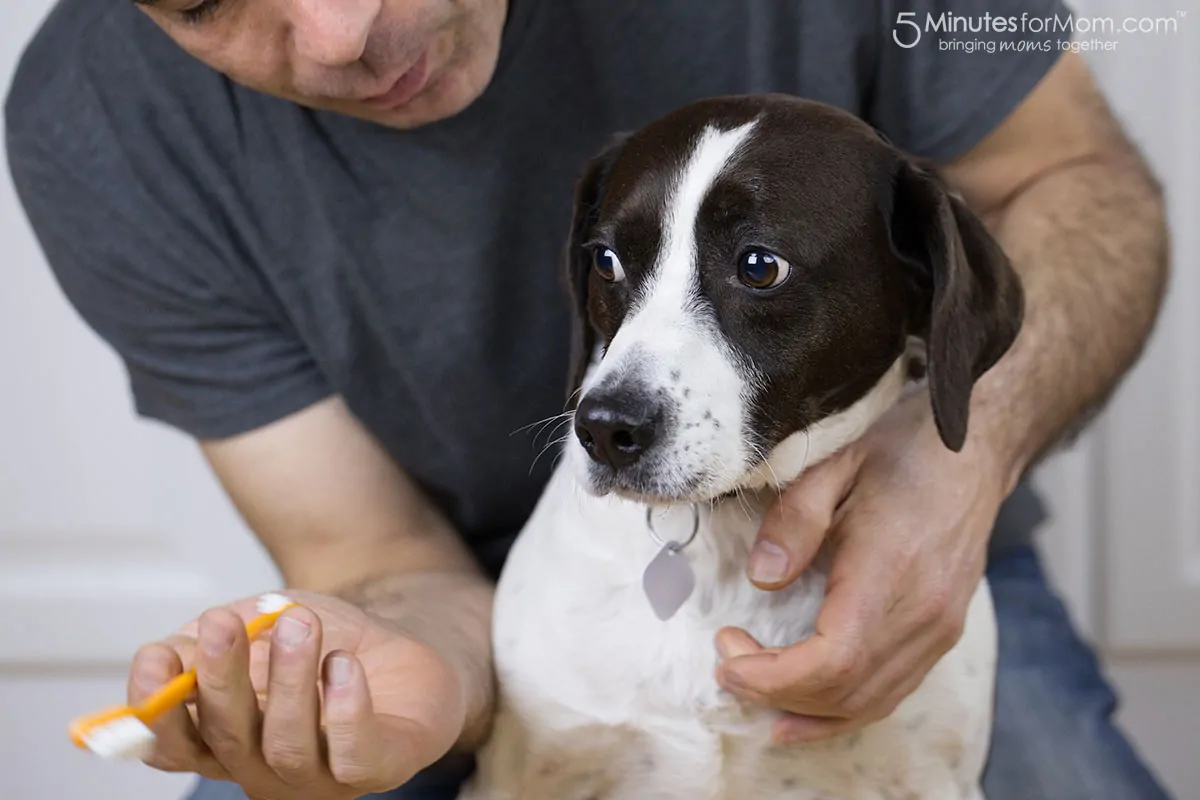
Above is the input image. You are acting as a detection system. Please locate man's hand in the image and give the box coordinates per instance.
[716,50,1167,746]
[714,390,1008,744]
[128,588,468,800]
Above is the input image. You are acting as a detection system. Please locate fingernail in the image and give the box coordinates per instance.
[748,540,789,584]
[275,616,311,649]
[327,655,353,688]
[200,626,234,658]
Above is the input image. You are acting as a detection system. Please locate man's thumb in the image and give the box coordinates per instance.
[748,454,852,589]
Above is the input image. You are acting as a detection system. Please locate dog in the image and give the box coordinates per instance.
[456,93,1024,800]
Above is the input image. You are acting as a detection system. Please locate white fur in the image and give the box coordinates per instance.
[457,124,997,800]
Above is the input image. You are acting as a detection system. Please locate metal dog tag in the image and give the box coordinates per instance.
[642,542,695,621]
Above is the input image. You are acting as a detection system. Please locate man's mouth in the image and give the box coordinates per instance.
[360,51,430,110]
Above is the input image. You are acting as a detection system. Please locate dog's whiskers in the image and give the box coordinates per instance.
[712,453,754,522]
[530,431,574,475]
[561,385,585,414]
[748,440,785,506]
[512,410,574,441]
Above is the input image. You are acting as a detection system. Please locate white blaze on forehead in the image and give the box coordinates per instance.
[597,118,762,372]
[653,119,761,306]
[581,118,764,495]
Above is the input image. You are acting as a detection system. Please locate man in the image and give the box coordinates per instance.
[3,0,1172,798]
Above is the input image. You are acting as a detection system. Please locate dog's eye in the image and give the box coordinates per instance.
[593,247,626,282]
[737,250,791,290]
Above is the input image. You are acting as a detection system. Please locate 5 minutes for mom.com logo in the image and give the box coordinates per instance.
[892,10,1186,50]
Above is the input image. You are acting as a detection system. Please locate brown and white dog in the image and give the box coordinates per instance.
[457,94,1023,800]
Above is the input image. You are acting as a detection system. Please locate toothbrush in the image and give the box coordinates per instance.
[67,592,299,760]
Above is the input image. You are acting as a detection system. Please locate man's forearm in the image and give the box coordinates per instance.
[970,141,1169,490]
[335,569,497,751]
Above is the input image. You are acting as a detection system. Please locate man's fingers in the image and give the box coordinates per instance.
[778,628,940,724]
[260,606,325,787]
[718,562,890,711]
[322,651,406,791]
[715,627,770,661]
[749,451,858,589]
[718,632,858,706]
[194,608,266,777]
[126,641,229,780]
[771,653,933,745]
[719,557,952,722]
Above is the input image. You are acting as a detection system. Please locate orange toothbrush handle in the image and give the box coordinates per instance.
[135,605,296,723]
[135,670,198,722]
[245,605,294,640]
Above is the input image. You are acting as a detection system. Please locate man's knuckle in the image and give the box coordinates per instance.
[265,673,305,704]
[825,644,864,685]
[197,665,239,694]
[917,584,954,628]
[262,738,315,781]
[330,757,377,789]
[839,692,870,718]
[200,725,246,762]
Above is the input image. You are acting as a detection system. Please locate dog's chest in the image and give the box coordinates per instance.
[460,466,992,800]
[467,493,870,798]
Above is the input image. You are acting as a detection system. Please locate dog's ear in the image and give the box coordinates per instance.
[884,156,1025,451]
[563,132,630,407]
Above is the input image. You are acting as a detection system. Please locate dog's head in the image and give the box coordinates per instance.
[562,94,1023,504]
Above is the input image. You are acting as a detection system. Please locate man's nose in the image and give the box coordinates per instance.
[289,0,380,67]
[574,388,663,470]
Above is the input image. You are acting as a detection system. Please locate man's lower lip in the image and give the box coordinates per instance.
[361,52,430,110]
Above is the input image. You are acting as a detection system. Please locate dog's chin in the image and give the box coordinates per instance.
[572,447,765,508]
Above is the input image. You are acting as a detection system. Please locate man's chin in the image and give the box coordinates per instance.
[289,57,492,130]
[373,48,500,129]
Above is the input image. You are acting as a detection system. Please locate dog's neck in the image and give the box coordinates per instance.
[560,356,914,595]
[739,355,915,493]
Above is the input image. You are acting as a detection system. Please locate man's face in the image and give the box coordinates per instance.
[136,0,508,129]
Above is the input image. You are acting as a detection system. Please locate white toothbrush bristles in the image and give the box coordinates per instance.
[256,592,294,613]
[78,715,157,760]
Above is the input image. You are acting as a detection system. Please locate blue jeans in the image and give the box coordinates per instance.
[185,546,1173,800]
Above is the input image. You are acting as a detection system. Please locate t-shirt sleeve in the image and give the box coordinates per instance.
[867,0,1076,160]
[6,123,332,441]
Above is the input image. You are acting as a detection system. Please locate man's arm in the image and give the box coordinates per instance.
[942,50,1170,486]
[201,395,496,750]
[6,55,494,788]
[717,49,1171,744]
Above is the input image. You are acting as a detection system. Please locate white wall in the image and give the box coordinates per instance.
[0,7,279,798]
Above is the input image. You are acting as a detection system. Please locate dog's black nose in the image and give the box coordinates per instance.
[574,392,660,469]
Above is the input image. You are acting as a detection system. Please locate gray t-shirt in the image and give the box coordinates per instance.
[6,0,1069,575]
